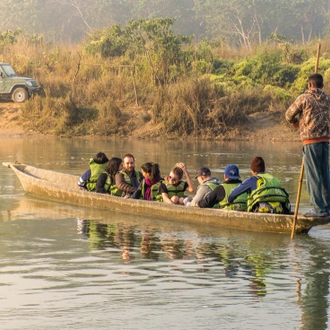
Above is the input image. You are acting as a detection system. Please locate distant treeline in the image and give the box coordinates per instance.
[0,0,329,45]
[1,19,330,138]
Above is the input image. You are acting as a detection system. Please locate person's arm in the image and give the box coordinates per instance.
[177,162,194,192]
[158,182,174,204]
[186,185,209,206]
[162,192,174,204]
[78,169,91,188]
[96,173,108,194]
[228,177,256,203]
[285,95,303,124]
[115,172,137,194]
[198,186,226,208]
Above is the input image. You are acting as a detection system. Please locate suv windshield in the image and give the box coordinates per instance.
[2,65,16,77]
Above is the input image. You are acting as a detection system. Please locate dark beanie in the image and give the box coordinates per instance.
[250,156,265,173]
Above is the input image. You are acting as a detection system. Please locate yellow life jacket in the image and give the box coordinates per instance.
[85,159,107,192]
[141,179,162,201]
[156,180,186,202]
[219,182,247,211]
[101,172,119,196]
[247,173,290,213]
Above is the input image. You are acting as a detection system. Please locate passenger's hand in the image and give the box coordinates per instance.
[176,162,187,172]
[183,197,192,205]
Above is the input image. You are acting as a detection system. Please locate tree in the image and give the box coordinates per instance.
[85,18,192,85]
[194,0,330,47]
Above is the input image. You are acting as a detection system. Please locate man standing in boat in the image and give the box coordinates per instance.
[227,157,291,214]
[114,153,143,197]
[286,73,330,217]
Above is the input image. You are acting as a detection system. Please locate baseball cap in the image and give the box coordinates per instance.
[224,164,240,179]
[194,166,211,179]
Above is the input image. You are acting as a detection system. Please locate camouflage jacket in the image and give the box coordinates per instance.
[285,88,330,142]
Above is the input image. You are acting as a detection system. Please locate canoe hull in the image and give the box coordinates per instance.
[3,162,330,234]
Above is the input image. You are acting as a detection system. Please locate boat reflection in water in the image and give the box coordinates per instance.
[76,218,283,298]
[76,216,330,328]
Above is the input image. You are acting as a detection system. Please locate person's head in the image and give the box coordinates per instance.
[122,153,135,173]
[141,162,160,180]
[106,157,123,180]
[168,167,183,185]
[224,164,240,180]
[93,152,109,164]
[250,156,265,174]
[194,166,211,184]
[308,73,324,89]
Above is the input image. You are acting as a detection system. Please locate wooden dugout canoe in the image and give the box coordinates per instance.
[3,162,330,234]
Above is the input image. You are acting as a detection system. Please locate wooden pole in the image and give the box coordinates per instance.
[291,160,304,239]
[291,42,321,239]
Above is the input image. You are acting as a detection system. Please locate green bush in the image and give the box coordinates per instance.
[212,59,234,75]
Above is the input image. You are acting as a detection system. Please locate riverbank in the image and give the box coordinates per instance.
[0,102,301,142]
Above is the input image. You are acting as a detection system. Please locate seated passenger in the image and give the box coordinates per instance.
[158,162,194,204]
[96,157,123,194]
[78,152,109,191]
[228,156,291,214]
[139,162,162,200]
[184,166,220,206]
[197,164,247,211]
[114,153,143,197]
[196,164,247,211]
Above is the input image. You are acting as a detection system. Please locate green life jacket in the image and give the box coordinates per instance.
[196,181,220,208]
[141,179,162,201]
[156,180,186,202]
[198,181,219,192]
[103,171,111,193]
[247,173,290,213]
[219,182,247,211]
[111,170,142,197]
[101,172,118,195]
[85,159,107,192]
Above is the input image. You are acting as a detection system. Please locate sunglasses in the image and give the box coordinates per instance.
[169,176,179,182]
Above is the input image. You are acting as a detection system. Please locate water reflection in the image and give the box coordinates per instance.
[77,218,292,299]
[299,235,330,330]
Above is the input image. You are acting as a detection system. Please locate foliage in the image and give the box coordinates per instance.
[9,29,330,138]
[0,29,22,51]
[1,0,330,46]
[85,18,192,85]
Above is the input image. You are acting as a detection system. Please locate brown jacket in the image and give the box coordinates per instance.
[115,170,142,195]
[285,88,330,143]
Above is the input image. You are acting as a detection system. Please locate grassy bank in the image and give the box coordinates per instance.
[1,24,329,138]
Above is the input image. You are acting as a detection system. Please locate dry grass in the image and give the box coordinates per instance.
[1,34,321,137]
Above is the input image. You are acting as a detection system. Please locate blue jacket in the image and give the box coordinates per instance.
[228,175,260,203]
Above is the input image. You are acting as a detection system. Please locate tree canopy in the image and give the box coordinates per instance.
[0,0,329,44]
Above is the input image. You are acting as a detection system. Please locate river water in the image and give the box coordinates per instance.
[1,136,330,329]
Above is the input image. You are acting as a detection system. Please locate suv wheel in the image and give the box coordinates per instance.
[12,88,28,103]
